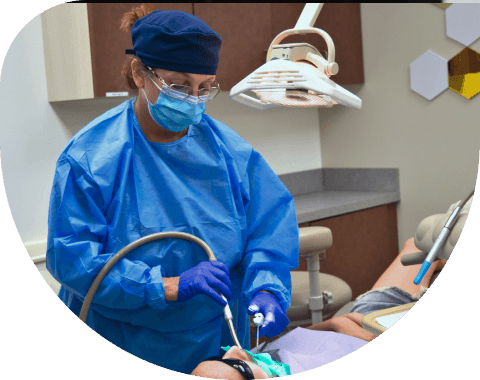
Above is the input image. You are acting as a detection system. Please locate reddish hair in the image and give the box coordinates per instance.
[120,3,153,91]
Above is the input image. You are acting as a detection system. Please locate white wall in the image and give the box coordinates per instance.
[318,3,480,248]
[0,11,322,247]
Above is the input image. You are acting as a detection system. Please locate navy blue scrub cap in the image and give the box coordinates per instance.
[126,10,222,75]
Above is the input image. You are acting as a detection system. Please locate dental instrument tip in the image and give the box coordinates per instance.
[256,326,260,349]
[258,337,271,353]
[413,261,431,285]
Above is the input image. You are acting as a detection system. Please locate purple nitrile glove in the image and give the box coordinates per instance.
[177,261,232,306]
[247,291,289,338]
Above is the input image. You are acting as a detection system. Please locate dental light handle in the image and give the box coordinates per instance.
[266,27,337,75]
[265,3,339,76]
[79,231,242,349]
[413,189,475,285]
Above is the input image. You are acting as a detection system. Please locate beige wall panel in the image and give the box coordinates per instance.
[41,3,94,101]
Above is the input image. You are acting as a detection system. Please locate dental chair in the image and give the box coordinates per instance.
[287,226,352,328]
[333,196,473,321]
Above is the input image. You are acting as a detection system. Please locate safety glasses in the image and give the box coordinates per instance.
[147,66,221,101]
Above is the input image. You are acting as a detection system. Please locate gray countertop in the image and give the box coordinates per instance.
[278,168,400,223]
[293,190,400,224]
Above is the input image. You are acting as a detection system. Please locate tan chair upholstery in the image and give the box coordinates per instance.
[287,227,352,327]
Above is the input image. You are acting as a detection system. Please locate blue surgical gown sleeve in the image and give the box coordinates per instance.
[46,155,168,311]
[239,150,299,313]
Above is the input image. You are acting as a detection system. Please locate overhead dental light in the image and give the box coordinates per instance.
[230,3,362,110]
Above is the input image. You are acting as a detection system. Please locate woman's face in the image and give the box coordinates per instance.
[190,346,273,379]
[130,58,216,140]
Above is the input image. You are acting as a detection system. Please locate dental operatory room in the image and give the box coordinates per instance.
[2,2,480,379]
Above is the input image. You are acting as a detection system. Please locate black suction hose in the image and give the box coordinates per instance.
[78,231,242,348]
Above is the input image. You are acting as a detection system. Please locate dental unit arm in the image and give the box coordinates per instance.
[78,231,243,349]
[400,189,475,284]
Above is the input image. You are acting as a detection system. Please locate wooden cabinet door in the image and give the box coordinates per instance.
[86,3,193,98]
[193,3,273,91]
[310,204,398,300]
[295,204,398,300]
[270,3,364,85]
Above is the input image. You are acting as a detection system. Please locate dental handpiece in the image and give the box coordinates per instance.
[221,294,243,349]
[253,313,264,350]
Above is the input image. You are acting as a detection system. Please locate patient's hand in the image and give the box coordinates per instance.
[307,313,377,342]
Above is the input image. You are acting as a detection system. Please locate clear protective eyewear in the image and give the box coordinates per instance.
[147,66,221,102]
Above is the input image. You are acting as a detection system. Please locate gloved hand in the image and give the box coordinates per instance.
[247,291,289,338]
[177,261,232,306]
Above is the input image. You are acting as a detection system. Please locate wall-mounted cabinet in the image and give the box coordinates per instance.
[41,3,364,102]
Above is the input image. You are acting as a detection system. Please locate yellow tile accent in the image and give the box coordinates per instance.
[449,72,480,99]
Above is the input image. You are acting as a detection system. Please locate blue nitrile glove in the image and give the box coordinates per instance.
[247,292,289,338]
[177,261,232,306]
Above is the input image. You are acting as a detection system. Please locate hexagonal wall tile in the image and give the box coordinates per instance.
[448,47,480,100]
[446,3,480,46]
[434,4,452,10]
[410,51,448,101]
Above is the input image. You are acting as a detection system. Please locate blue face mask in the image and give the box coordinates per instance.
[142,76,206,133]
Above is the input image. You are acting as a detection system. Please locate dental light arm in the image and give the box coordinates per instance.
[295,3,323,28]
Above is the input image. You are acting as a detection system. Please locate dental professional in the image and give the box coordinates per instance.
[46,5,299,374]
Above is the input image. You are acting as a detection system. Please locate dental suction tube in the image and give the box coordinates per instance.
[79,231,242,349]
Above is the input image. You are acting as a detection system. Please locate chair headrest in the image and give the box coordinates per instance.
[414,197,472,260]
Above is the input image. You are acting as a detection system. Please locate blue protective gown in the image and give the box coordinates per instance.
[46,98,299,374]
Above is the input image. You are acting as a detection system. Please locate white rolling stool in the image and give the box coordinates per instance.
[287,226,352,328]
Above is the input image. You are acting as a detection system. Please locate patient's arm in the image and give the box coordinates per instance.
[306,237,448,344]
[306,313,377,342]
[371,237,443,296]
